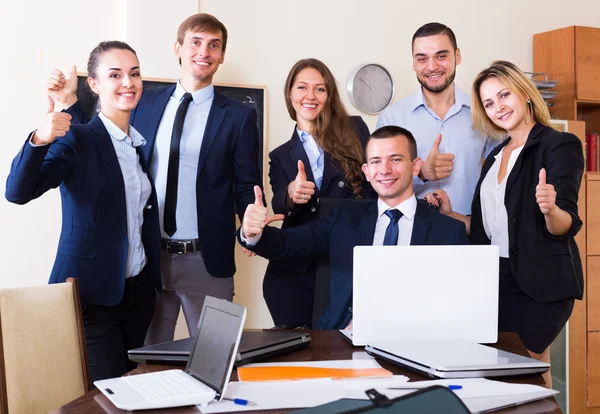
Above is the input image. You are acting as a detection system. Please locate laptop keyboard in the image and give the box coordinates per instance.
[123,370,212,401]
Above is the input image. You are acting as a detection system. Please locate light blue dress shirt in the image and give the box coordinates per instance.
[297,129,324,189]
[98,112,151,278]
[377,85,496,215]
[150,82,215,239]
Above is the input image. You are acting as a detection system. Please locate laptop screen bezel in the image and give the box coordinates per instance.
[183,296,246,399]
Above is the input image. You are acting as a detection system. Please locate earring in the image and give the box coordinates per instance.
[527,98,531,104]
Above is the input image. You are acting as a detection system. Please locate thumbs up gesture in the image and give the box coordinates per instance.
[32,96,72,145]
[47,66,79,109]
[420,134,455,181]
[242,186,285,239]
[287,160,316,205]
[536,168,557,215]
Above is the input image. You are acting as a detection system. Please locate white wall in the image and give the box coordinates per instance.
[1,0,598,329]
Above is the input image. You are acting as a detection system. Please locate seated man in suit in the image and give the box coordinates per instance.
[240,126,469,329]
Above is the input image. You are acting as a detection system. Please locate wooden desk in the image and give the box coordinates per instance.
[51,331,561,414]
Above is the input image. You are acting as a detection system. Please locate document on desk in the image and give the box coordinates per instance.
[237,359,392,381]
[199,377,557,414]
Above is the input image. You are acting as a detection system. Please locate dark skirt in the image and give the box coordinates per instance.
[263,260,317,328]
[498,258,574,354]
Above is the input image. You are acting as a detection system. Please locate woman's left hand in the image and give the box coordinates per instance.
[536,168,557,215]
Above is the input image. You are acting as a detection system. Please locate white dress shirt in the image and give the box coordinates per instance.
[98,112,151,278]
[150,82,215,239]
[372,196,417,246]
[480,145,524,258]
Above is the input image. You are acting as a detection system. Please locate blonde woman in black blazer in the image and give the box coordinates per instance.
[424,61,584,373]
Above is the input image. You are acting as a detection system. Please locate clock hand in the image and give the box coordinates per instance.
[359,76,374,92]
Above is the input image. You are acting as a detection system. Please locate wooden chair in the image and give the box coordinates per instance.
[0,278,90,413]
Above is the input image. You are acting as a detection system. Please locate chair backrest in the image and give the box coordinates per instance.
[0,278,90,414]
[311,198,374,328]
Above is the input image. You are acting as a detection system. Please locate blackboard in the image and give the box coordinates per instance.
[76,76,266,174]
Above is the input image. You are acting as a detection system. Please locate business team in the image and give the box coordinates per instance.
[6,15,583,381]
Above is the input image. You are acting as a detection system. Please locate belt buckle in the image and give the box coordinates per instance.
[166,240,187,254]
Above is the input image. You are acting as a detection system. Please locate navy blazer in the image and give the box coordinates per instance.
[243,199,469,329]
[470,123,584,302]
[267,116,375,272]
[5,117,162,306]
[69,86,262,278]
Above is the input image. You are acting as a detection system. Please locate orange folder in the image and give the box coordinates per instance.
[237,366,393,381]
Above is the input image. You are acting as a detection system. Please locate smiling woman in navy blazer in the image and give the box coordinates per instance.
[265,59,376,328]
[5,41,161,383]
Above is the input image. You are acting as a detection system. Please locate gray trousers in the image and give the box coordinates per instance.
[144,250,234,345]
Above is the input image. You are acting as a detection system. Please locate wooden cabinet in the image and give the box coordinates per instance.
[534,26,600,134]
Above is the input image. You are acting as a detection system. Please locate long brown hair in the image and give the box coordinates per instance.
[284,59,365,198]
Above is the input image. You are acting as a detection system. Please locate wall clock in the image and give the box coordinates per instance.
[347,63,394,114]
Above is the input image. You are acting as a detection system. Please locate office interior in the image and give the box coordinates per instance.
[1,0,599,413]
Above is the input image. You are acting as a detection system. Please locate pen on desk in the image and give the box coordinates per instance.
[386,385,463,391]
[222,397,257,406]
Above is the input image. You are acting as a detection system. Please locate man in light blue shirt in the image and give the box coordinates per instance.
[377,22,493,215]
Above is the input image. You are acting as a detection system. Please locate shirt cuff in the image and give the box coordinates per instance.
[28,131,48,147]
[240,230,262,246]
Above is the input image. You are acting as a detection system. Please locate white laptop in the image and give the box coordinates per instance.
[95,296,246,411]
[365,339,550,378]
[350,245,499,346]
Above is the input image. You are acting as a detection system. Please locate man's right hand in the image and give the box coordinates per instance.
[242,186,285,239]
[47,66,79,109]
[420,134,455,181]
[32,96,72,145]
[287,160,316,205]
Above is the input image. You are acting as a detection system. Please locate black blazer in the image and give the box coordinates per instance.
[470,123,584,302]
[242,199,469,329]
[267,116,375,272]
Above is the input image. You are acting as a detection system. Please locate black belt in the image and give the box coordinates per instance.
[161,238,201,254]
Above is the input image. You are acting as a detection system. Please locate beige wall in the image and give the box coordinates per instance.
[1,0,598,330]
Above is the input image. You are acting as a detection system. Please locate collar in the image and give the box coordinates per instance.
[297,128,311,142]
[409,84,471,113]
[98,112,146,147]
[174,81,214,105]
[377,195,417,221]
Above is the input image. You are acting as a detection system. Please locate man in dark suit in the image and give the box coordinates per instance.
[239,126,469,329]
[52,14,262,344]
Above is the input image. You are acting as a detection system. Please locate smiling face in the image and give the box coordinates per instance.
[362,135,422,207]
[289,67,328,132]
[412,34,461,94]
[479,76,531,135]
[175,29,225,90]
[87,48,142,117]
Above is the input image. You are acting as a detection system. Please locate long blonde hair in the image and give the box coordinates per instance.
[471,60,551,139]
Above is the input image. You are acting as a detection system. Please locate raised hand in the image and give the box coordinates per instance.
[420,134,455,181]
[287,160,316,205]
[47,65,79,109]
[242,186,285,239]
[32,96,72,145]
[536,168,557,215]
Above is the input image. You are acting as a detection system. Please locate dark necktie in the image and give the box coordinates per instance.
[383,209,403,246]
[164,92,193,236]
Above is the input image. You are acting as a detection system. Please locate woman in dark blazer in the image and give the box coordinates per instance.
[264,58,375,328]
[5,41,161,382]
[426,61,584,372]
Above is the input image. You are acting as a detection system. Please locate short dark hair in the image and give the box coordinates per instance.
[412,22,457,51]
[87,40,137,80]
[366,126,418,161]
[177,13,228,51]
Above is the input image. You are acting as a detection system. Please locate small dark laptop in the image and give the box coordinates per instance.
[128,330,311,366]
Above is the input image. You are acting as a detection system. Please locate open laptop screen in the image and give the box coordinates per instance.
[186,300,245,394]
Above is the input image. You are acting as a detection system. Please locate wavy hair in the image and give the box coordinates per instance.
[284,59,365,198]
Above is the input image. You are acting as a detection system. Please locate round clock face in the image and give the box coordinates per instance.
[347,64,394,115]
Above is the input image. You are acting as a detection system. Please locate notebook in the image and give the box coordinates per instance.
[95,296,246,411]
[128,330,311,366]
[365,339,549,378]
[351,245,499,346]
